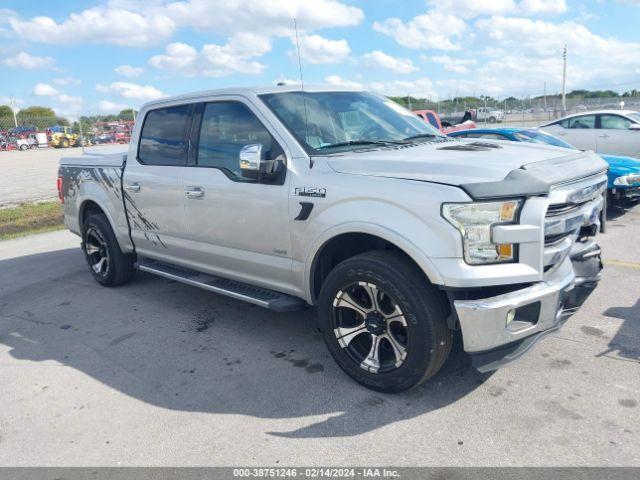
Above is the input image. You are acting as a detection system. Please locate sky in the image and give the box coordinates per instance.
[1,0,639,118]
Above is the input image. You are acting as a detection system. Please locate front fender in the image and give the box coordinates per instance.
[302,220,446,303]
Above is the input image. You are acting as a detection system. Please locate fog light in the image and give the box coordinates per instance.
[506,309,516,325]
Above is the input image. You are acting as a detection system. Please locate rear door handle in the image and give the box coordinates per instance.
[599,134,610,138]
[184,186,204,199]
[124,182,140,192]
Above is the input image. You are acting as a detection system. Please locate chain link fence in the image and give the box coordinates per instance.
[396,95,640,127]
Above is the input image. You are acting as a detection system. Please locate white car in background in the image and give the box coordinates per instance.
[475,107,505,123]
[540,110,640,157]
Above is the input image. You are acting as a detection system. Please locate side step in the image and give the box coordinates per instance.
[136,259,306,312]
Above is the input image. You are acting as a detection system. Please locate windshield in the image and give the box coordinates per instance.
[259,91,443,153]
[513,130,576,150]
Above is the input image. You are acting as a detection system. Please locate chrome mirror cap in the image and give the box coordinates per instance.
[239,144,262,171]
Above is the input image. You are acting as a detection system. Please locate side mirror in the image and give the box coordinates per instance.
[629,123,640,131]
[239,144,262,177]
[239,143,284,181]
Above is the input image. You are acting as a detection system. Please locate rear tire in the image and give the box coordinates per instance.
[318,251,452,393]
[82,214,136,287]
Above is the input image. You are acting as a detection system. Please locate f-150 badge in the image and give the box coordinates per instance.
[294,187,326,198]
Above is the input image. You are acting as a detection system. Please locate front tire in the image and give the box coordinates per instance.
[318,251,452,393]
[82,214,136,287]
[488,116,497,124]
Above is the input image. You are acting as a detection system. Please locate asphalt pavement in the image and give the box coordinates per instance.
[0,205,638,466]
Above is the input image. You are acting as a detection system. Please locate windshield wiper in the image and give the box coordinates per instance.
[316,139,404,150]
[402,133,442,141]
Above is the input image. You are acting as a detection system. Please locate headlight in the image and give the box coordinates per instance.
[442,200,521,265]
[613,174,640,186]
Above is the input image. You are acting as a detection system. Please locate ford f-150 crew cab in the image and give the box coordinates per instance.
[58,86,607,392]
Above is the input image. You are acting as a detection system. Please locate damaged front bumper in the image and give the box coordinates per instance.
[453,241,602,372]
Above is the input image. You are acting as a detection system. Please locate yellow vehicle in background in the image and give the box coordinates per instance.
[49,126,80,148]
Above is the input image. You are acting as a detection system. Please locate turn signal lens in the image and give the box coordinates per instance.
[498,243,513,260]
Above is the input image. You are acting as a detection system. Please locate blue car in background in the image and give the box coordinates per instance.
[448,127,640,204]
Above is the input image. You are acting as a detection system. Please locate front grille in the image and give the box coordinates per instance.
[545,232,573,247]
[543,176,606,268]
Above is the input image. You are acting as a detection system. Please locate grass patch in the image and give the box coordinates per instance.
[0,201,64,240]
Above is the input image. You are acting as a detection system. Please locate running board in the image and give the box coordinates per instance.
[136,259,306,312]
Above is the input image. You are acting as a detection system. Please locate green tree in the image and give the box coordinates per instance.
[0,105,13,117]
[118,108,137,120]
[15,106,69,129]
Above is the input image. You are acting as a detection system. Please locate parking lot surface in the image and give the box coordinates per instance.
[0,205,638,466]
[0,147,126,206]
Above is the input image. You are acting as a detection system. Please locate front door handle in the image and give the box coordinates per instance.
[124,182,140,193]
[599,134,610,138]
[184,186,204,199]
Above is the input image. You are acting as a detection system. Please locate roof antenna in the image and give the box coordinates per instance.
[293,17,313,168]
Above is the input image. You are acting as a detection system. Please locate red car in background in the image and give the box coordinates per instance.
[413,109,476,134]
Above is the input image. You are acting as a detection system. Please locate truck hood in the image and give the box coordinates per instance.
[325,139,608,199]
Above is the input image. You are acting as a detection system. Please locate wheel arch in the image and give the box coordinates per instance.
[79,199,107,230]
[77,197,131,253]
[307,225,443,304]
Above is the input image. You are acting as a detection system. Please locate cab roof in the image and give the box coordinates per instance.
[141,84,364,110]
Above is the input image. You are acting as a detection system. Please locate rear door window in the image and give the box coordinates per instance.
[138,105,191,165]
[599,114,632,130]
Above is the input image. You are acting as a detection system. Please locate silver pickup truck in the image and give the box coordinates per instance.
[58,86,607,392]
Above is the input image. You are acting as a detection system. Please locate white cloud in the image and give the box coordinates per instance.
[53,76,81,86]
[150,33,271,77]
[6,0,363,47]
[8,7,175,46]
[436,16,640,96]
[98,100,129,114]
[518,0,568,15]
[360,51,417,74]
[164,0,364,37]
[425,0,566,18]
[427,0,516,19]
[33,83,59,96]
[373,12,467,51]
[324,75,363,88]
[3,51,54,69]
[30,84,83,116]
[96,82,165,101]
[430,55,477,73]
[0,96,24,108]
[293,35,350,64]
[115,65,144,77]
[323,76,438,98]
[368,78,438,99]
[58,94,84,108]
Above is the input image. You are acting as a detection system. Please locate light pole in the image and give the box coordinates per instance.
[561,45,567,114]
[9,96,18,128]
